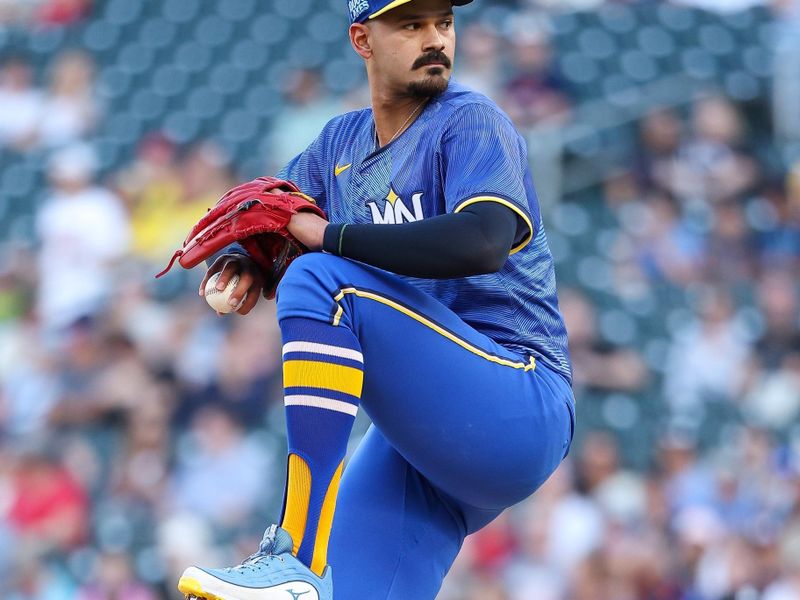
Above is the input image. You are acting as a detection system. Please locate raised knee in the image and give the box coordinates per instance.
[276,253,352,313]
[280,253,343,285]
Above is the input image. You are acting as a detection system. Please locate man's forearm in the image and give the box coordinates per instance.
[322,202,518,278]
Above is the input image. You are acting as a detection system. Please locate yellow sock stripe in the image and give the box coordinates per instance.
[310,461,344,576]
[332,288,535,371]
[281,453,312,555]
[283,360,364,397]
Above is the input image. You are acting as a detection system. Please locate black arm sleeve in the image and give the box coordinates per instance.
[322,202,521,278]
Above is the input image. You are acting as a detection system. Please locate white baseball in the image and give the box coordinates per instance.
[204,272,246,313]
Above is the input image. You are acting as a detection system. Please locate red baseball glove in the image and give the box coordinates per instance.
[156,176,326,299]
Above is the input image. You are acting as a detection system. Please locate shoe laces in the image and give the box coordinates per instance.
[228,525,286,572]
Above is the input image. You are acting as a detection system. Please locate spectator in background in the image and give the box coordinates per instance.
[125,140,231,266]
[110,385,173,508]
[175,305,283,426]
[39,50,100,148]
[35,144,130,332]
[559,288,648,394]
[499,20,571,130]
[670,96,759,205]
[7,548,77,600]
[168,406,275,529]
[752,270,800,372]
[755,182,800,272]
[702,199,758,284]
[265,69,342,173]
[742,272,800,428]
[0,0,90,25]
[621,188,704,286]
[0,55,43,151]
[662,286,752,415]
[75,551,156,600]
[36,0,91,26]
[456,23,504,99]
[635,108,683,193]
[6,448,89,552]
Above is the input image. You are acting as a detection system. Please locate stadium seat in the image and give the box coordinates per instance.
[162,0,201,24]
[209,63,247,96]
[174,40,213,73]
[97,65,134,101]
[620,50,658,83]
[222,109,262,144]
[680,48,718,81]
[559,52,601,86]
[698,23,736,57]
[636,25,676,59]
[724,70,760,101]
[743,45,771,80]
[164,110,203,144]
[249,14,291,46]
[131,88,167,122]
[230,40,271,72]
[217,0,258,22]
[274,0,313,20]
[307,12,347,44]
[596,4,637,35]
[103,0,144,26]
[26,26,66,57]
[186,86,225,120]
[118,42,156,75]
[577,27,617,60]
[83,20,122,53]
[285,36,328,68]
[323,57,366,94]
[103,108,142,144]
[138,18,178,50]
[655,3,697,33]
[151,64,190,99]
[244,84,282,118]
[194,15,235,48]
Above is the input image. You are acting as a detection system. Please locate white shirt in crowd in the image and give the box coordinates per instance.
[36,185,130,330]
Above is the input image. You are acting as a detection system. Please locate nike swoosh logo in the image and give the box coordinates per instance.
[334,163,352,176]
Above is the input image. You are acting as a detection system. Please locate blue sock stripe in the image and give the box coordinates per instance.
[282,351,364,370]
[284,386,360,405]
[280,316,361,350]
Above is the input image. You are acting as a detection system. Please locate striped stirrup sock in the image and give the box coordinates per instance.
[278,317,363,576]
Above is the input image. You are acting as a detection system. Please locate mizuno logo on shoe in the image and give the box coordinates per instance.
[287,590,311,600]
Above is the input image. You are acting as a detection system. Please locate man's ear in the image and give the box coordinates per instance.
[350,23,372,59]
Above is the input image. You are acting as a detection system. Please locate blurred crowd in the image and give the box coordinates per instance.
[1,1,800,600]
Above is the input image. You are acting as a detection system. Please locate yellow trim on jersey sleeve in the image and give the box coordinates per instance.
[453,196,534,255]
[332,287,536,371]
[368,0,414,19]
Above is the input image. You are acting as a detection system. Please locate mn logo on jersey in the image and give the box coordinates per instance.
[367,187,424,224]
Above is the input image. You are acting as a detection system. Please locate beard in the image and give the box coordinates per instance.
[406,67,450,98]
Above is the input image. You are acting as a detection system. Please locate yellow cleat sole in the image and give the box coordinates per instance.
[178,576,225,600]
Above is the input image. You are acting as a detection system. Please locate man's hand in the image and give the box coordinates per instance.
[199,253,265,315]
[287,212,329,252]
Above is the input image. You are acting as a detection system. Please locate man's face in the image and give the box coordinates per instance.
[365,0,455,98]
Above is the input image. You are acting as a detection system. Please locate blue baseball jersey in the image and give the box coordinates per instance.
[278,79,572,382]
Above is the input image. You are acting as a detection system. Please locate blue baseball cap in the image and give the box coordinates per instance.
[348,0,472,24]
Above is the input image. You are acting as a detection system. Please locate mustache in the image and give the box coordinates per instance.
[412,52,451,70]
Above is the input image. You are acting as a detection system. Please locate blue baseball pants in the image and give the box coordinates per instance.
[276,254,574,599]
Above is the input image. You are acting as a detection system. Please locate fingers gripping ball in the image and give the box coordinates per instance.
[205,272,246,313]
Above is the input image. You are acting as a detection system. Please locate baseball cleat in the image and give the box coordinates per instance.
[177,525,332,600]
